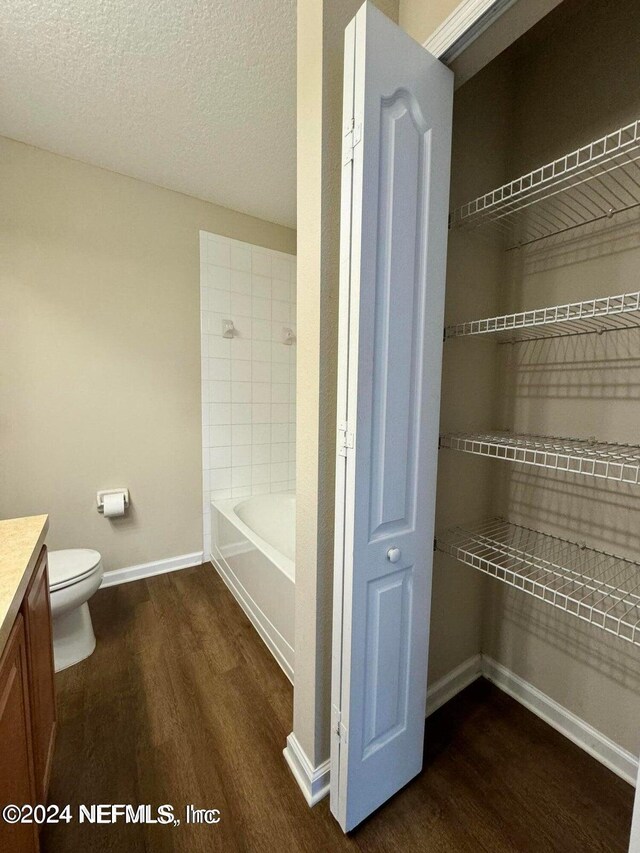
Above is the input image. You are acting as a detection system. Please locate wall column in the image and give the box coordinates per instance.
[287,0,399,803]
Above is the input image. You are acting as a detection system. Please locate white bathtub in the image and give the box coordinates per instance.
[210,492,295,681]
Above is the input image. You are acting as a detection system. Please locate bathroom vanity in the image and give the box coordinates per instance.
[0,515,56,853]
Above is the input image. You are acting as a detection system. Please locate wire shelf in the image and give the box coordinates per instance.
[437,518,640,645]
[449,120,640,249]
[439,431,640,485]
[445,291,640,342]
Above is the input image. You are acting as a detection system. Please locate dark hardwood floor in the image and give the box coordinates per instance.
[42,563,633,852]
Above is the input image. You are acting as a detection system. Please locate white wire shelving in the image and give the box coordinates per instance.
[439,431,640,485]
[449,119,640,249]
[445,291,640,343]
[437,518,640,646]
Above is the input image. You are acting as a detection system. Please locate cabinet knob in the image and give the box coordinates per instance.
[387,547,401,563]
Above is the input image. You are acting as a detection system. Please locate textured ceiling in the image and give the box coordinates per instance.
[0,0,296,227]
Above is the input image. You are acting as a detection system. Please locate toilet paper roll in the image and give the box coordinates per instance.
[103,492,126,518]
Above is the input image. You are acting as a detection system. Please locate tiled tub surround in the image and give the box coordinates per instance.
[200,231,296,558]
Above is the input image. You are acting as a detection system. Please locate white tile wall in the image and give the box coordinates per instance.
[200,231,296,557]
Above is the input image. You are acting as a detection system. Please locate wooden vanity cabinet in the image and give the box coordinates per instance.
[0,539,56,853]
[22,547,57,803]
[0,614,39,853]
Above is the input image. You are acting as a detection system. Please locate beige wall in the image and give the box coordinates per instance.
[294,0,399,767]
[0,136,295,572]
[399,0,459,43]
[432,55,512,682]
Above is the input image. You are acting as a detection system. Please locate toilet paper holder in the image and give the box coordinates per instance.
[96,489,130,513]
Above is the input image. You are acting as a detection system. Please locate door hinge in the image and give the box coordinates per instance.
[332,711,348,745]
[332,705,342,739]
[343,119,362,165]
[337,422,355,458]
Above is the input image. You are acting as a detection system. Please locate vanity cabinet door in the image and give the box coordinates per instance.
[23,547,56,803]
[0,614,39,853]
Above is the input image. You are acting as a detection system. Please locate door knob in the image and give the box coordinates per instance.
[387,547,401,563]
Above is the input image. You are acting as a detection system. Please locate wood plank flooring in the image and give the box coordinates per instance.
[42,564,633,852]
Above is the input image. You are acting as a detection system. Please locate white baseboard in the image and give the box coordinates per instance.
[284,655,483,808]
[285,652,637,806]
[482,655,638,786]
[424,653,637,786]
[283,650,637,806]
[100,551,204,588]
[283,733,331,807]
[426,654,483,717]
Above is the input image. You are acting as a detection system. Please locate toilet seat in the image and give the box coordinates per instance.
[49,549,102,592]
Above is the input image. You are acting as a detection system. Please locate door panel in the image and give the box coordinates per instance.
[362,567,412,756]
[331,1,453,832]
[369,92,431,539]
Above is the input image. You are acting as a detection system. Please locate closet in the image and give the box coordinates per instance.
[330,0,640,842]
[437,0,640,759]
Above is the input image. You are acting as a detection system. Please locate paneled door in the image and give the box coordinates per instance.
[330,1,453,832]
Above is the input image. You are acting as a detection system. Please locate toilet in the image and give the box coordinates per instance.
[48,549,103,672]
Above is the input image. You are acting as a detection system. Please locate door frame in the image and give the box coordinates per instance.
[423,0,564,62]
[421,0,565,90]
[424,0,521,61]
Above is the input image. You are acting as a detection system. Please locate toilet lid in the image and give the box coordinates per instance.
[48,549,102,590]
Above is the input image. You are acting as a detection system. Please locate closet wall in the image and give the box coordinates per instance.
[430,59,509,683]
[441,0,640,755]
